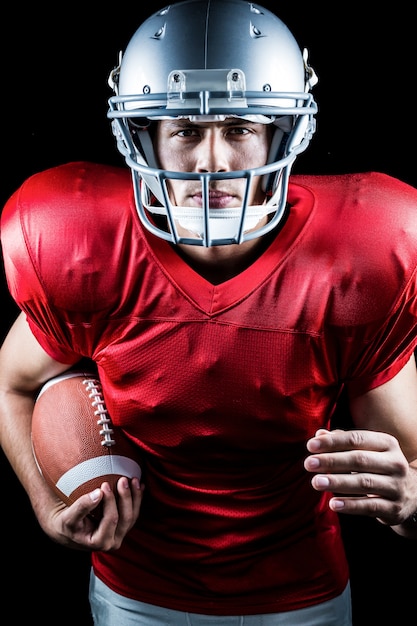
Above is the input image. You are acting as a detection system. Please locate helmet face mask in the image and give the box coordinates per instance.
[108,0,318,246]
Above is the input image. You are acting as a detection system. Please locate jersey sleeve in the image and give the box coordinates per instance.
[1,162,134,363]
[1,181,84,363]
[334,173,417,396]
[290,172,417,397]
[343,270,417,397]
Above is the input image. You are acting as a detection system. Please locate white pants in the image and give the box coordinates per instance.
[89,570,352,626]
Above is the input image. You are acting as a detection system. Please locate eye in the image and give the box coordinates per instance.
[176,128,200,137]
[227,126,251,135]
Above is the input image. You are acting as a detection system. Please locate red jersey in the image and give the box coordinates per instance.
[2,162,417,614]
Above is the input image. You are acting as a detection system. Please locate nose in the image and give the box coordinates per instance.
[195,130,228,173]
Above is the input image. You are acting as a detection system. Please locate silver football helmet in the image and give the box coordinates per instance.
[108,0,318,246]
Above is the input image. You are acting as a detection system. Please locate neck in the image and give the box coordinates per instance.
[177,231,275,285]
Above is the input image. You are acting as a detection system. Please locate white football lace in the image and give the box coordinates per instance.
[82,377,116,447]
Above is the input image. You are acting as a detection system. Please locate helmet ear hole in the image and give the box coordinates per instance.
[262,128,283,194]
[126,123,159,170]
[287,115,316,153]
[262,127,287,194]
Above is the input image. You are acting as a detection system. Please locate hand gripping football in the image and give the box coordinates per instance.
[31,370,142,506]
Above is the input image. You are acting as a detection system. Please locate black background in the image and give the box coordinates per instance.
[1,2,417,624]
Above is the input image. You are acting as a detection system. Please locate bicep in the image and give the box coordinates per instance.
[349,352,417,461]
[0,311,77,394]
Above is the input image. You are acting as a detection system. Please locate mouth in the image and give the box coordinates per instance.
[190,190,236,209]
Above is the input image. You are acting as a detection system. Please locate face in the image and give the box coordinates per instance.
[153,117,273,219]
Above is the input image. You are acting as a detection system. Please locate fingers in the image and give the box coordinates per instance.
[56,477,143,551]
[305,447,406,479]
[306,428,399,454]
[107,476,144,549]
[305,429,406,480]
[304,429,409,525]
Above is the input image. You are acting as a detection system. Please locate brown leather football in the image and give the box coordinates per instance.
[31,370,142,507]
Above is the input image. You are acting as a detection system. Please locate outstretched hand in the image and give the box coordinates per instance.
[304,428,417,530]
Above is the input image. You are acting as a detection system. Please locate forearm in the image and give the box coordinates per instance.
[0,315,131,551]
[0,388,61,520]
[0,313,77,518]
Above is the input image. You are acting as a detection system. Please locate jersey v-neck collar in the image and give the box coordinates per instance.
[140,182,315,315]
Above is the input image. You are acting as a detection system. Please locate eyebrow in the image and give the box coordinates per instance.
[163,118,260,129]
